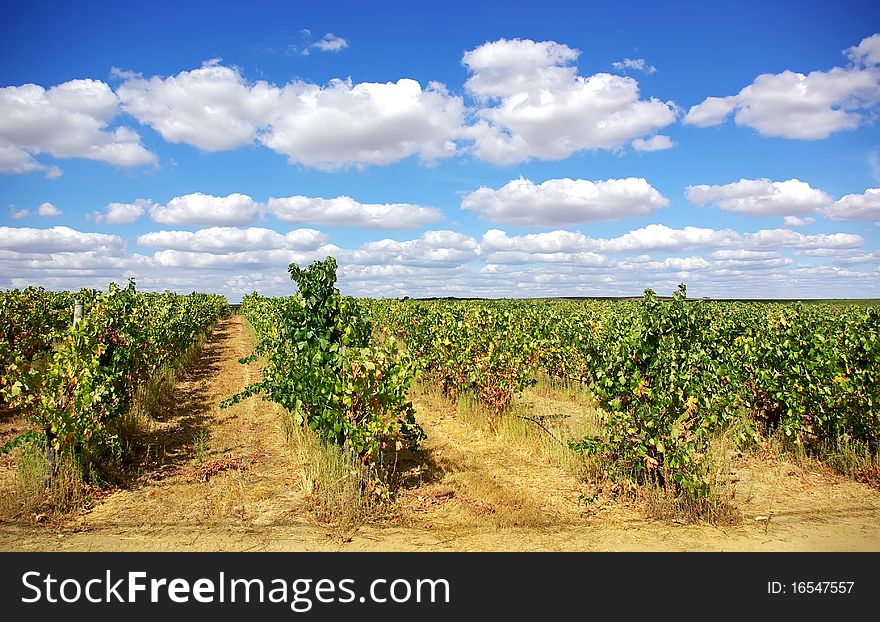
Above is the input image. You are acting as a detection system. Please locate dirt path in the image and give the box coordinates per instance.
[390,385,880,551]
[1,316,879,551]
[393,388,593,533]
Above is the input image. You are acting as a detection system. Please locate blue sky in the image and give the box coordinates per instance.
[1,0,879,300]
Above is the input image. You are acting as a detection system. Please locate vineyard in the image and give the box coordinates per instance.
[1,284,227,477]
[368,286,880,502]
[1,259,879,550]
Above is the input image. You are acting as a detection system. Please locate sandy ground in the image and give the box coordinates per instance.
[1,315,878,552]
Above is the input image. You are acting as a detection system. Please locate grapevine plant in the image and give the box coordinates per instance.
[0,287,75,404]
[223,258,425,474]
[573,286,722,498]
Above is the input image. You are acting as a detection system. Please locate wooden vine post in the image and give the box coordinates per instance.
[46,297,84,478]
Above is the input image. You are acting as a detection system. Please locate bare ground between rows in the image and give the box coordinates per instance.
[1,316,878,551]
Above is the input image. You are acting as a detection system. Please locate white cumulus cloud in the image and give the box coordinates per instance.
[824,188,880,221]
[481,228,591,254]
[479,228,606,266]
[783,216,816,228]
[0,226,126,254]
[685,178,833,216]
[0,223,874,300]
[612,58,657,74]
[117,60,277,152]
[9,204,29,219]
[480,225,740,256]
[148,193,261,226]
[0,142,62,178]
[351,230,480,267]
[592,224,742,253]
[846,33,880,66]
[632,135,674,151]
[90,199,156,224]
[681,96,736,128]
[267,195,442,228]
[462,38,678,164]
[742,228,862,251]
[308,33,349,54]
[461,177,668,226]
[684,33,880,139]
[148,248,335,270]
[711,249,790,270]
[117,61,464,169]
[37,202,61,218]
[0,79,156,173]
[137,227,328,253]
[262,78,463,169]
[480,223,861,257]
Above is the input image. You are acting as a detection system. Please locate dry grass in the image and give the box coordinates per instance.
[825,440,880,489]
[637,433,742,525]
[760,429,880,491]
[0,445,84,523]
[436,376,603,484]
[199,469,249,523]
[635,482,740,525]
[446,467,551,530]
[562,431,743,526]
[408,378,592,530]
[530,374,595,406]
[283,412,376,532]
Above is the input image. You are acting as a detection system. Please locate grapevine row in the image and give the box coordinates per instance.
[1,282,228,457]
